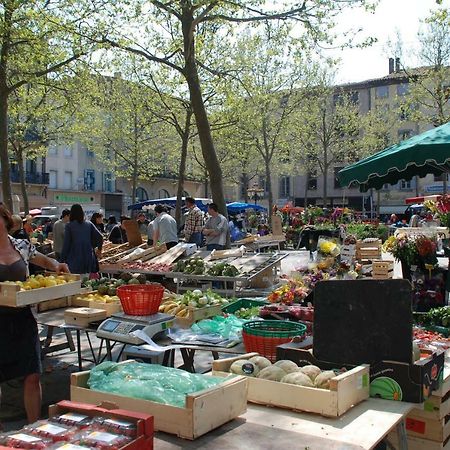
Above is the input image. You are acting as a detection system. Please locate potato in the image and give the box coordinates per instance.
[249,355,272,370]
[274,360,299,374]
[314,370,336,389]
[300,365,322,382]
[257,366,287,382]
[281,371,314,387]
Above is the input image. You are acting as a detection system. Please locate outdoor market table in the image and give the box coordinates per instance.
[154,398,414,450]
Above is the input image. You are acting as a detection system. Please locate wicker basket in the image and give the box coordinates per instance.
[242,320,306,362]
[117,283,164,316]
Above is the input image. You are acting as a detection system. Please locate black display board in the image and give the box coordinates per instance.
[313,279,413,365]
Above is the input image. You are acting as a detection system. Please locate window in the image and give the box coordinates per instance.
[63,146,73,157]
[307,172,317,191]
[104,173,113,192]
[399,179,411,190]
[158,188,169,199]
[136,187,149,202]
[86,149,95,158]
[398,129,413,141]
[399,105,410,121]
[397,83,409,96]
[375,86,389,99]
[382,183,391,190]
[48,145,58,156]
[84,169,95,191]
[279,176,290,198]
[334,167,344,189]
[49,170,57,189]
[63,171,73,189]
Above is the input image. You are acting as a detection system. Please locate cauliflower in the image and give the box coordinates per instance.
[314,370,336,389]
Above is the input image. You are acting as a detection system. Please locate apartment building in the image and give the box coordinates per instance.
[269,59,449,216]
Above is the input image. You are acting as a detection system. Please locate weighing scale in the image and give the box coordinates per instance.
[96,312,175,345]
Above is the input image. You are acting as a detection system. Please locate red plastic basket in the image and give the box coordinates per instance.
[117,284,164,316]
[242,320,306,362]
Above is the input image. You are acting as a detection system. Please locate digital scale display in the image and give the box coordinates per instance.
[101,320,120,332]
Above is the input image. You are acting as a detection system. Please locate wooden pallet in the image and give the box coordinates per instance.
[372,260,394,279]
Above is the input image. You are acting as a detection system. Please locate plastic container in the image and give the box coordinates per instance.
[49,412,93,428]
[93,418,136,438]
[49,444,89,450]
[73,430,132,449]
[2,432,49,449]
[242,320,306,362]
[222,298,268,314]
[26,421,76,443]
[117,283,164,315]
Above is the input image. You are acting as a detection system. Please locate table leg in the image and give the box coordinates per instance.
[44,325,54,349]
[180,348,196,373]
[64,329,75,351]
[212,351,220,360]
[396,419,408,450]
[85,331,97,365]
[106,339,112,361]
[76,330,82,371]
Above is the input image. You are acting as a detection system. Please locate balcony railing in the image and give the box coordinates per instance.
[10,171,49,185]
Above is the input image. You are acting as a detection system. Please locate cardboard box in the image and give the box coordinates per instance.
[175,303,222,328]
[277,343,445,404]
[70,363,247,440]
[0,273,81,308]
[212,352,369,417]
[64,307,107,327]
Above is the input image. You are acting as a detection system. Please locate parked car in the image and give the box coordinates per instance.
[32,215,58,228]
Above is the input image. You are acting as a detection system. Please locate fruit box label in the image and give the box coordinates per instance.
[406,417,426,434]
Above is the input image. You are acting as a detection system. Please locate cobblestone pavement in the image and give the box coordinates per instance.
[1,250,310,431]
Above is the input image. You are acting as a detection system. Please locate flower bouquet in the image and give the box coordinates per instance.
[268,279,309,305]
[316,236,340,269]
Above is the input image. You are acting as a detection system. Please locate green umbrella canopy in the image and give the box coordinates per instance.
[338,121,450,192]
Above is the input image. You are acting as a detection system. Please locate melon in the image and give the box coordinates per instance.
[370,377,403,401]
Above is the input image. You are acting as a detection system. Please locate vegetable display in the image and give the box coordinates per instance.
[83,274,148,294]
[174,257,205,275]
[228,355,340,389]
[207,262,239,277]
[419,307,450,328]
[7,274,75,291]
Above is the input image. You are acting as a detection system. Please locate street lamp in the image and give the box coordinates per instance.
[247,183,264,205]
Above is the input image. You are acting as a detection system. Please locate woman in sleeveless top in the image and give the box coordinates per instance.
[0,204,69,423]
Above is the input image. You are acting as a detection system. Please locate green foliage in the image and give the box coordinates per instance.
[346,224,389,242]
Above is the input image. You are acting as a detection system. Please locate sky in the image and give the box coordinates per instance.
[326,0,446,84]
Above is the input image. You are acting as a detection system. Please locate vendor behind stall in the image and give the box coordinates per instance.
[153,205,178,249]
[203,203,229,251]
[0,204,69,424]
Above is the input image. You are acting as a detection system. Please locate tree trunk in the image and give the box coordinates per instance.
[204,169,208,197]
[0,88,12,210]
[131,147,138,212]
[16,148,29,214]
[242,172,249,202]
[175,111,191,226]
[265,158,273,222]
[181,9,227,219]
[304,173,309,207]
[322,166,328,208]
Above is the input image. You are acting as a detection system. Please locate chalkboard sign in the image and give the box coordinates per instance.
[313,279,413,365]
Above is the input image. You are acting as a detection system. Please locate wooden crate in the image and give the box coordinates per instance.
[212,353,370,417]
[36,296,70,312]
[372,260,394,279]
[70,362,247,440]
[175,303,223,328]
[404,413,450,442]
[0,274,81,308]
[388,430,450,450]
[341,244,356,263]
[356,240,381,261]
[70,295,122,317]
[64,307,107,327]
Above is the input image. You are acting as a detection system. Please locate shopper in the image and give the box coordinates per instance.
[184,197,204,247]
[52,209,70,261]
[23,215,34,235]
[0,204,69,423]
[137,212,149,235]
[10,215,29,240]
[108,217,128,244]
[203,203,229,251]
[147,219,154,246]
[61,204,103,275]
[153,205,178,249]
[91,212,105,234]
[105,215,117,234]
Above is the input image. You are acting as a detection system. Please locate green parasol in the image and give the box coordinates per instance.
[338,122,450,192]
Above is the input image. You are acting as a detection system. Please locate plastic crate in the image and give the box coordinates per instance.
[222,298,268,314]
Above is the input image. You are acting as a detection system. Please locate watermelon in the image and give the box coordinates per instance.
[370,377,403,401]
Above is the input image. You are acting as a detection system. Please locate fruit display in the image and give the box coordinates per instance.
[228,355,343,390]
[418,306,450,328]
[99,243,130,259]
[413,327,450,351]
[159,289,229,318]
[122,261,173,272]
[233,306,261,319]
[6,274,74,291]
[74,292,120,304]
[174,257,205,275]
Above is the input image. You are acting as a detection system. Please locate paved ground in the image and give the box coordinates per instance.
[1,249,311,431]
